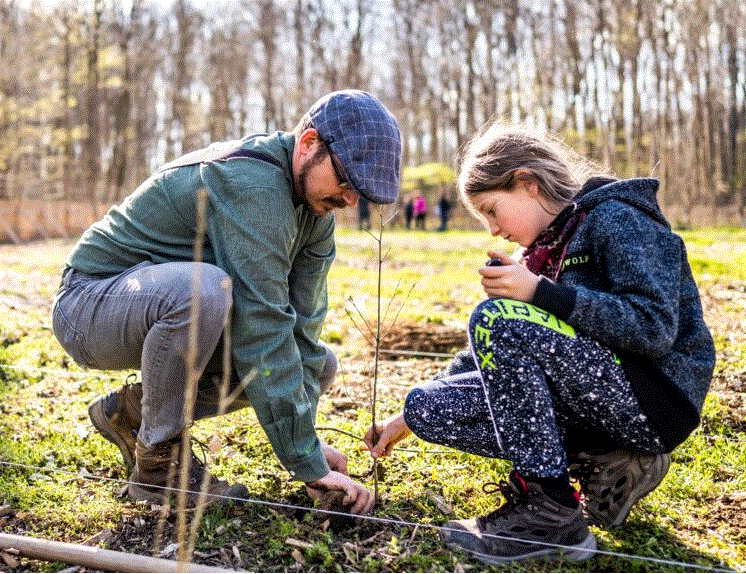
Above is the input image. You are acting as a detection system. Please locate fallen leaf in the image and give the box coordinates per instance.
[285,537,313,550]
[341,542,357,564]
[158,542,180,558]
[208,435,222,455]
[291,548,306,566]
[426,490,453,514]
[82,529,113,547]
[1,552,19,568]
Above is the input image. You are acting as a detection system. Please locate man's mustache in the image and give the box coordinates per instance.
[327,197,348,208]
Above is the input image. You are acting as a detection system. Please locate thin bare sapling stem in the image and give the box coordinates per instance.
[343,207,416,502]
[178,187,208,565]
[369,206,388,500]
[186,275,232,558]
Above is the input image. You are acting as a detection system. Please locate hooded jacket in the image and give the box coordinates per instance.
[531,177,715,452]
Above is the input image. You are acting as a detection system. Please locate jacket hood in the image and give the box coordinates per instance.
[575,177,668,227]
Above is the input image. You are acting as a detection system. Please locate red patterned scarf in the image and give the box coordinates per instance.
[521,204,586,281]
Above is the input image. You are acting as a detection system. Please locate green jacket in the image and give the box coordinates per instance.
[68,132,334,482]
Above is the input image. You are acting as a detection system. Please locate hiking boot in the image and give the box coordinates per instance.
[88,377,143,471]
[128,437,249,507]
[569,450,671,528]
[440,472,596,565]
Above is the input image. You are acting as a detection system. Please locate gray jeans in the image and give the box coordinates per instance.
[52,261,336,447]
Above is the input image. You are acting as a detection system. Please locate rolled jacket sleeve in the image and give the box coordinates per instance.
[200,160,330,483]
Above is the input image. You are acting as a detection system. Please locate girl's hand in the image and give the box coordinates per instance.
[479,251,541,302]
[363,413,411,458]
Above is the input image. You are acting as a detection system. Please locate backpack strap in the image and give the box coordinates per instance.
[157,140,283,173]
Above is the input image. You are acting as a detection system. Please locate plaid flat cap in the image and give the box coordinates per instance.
[309,90,402,204]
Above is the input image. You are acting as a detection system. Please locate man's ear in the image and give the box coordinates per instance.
[297,128,320,158]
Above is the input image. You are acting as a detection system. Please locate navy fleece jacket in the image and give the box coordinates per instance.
[532,177,715,451]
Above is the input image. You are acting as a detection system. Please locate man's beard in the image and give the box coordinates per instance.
[296,146,325,210]
[296,147,346,211]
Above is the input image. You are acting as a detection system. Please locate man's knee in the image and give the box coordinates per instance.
[168,263,232,333]
[199,264,233,329]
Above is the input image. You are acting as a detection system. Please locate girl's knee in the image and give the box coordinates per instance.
[403,387,429,436]
[469,299,511,354]
[469,298,509,333]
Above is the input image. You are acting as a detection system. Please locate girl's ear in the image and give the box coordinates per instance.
[513,168,539,196]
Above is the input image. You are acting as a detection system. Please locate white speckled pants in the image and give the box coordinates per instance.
[403,298,664,478]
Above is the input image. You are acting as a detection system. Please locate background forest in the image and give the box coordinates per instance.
[0,0,745,227]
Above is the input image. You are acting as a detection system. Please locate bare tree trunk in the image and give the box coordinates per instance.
[345,0,364,89]
[169,0,196,159]
[725,20,738,199]
[107,0,137,203]
[83,0,103,205]
[0,1,17,199]
[564,0,585,152]
[60,7,74,202]
[591,1,611,169]
[259,0,279,132]
[294,0,305,111]
[464,11,477,136]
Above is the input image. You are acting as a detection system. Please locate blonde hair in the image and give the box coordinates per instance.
[457,122,606,220]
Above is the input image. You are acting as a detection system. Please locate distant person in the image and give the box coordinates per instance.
[437,193,452,231]
[358,196,371,230]
[404,195,414,229]
[52,90,402,514]
[365,121,714,564]
[413,192,427,230]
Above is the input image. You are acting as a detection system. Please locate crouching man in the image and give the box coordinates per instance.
[52,90,402,513]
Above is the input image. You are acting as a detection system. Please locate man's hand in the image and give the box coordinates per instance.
[479,250,540,301]
[320,441,348,474]
[363,413,411,458]
[305,471,375,515]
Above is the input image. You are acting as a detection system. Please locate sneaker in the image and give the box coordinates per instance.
[570,450,671,528]
[88,377,143,471]
[129,436,249,507]
[439,472,596,565]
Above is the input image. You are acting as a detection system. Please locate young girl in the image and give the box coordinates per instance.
[364,123,715,565]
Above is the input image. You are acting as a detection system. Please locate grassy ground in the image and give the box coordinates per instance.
[0,226,744,572]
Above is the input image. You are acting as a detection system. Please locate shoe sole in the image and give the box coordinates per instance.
[88,396,136,471]
[442,531,597,565]
[127,475,248,507]
[128,475,171,505]
[586,453,671,528]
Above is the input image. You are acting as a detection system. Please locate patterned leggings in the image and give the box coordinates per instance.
[403,298,664,478]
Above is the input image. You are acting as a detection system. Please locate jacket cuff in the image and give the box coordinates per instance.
[530,278,577,321]
[285,447,330,483]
